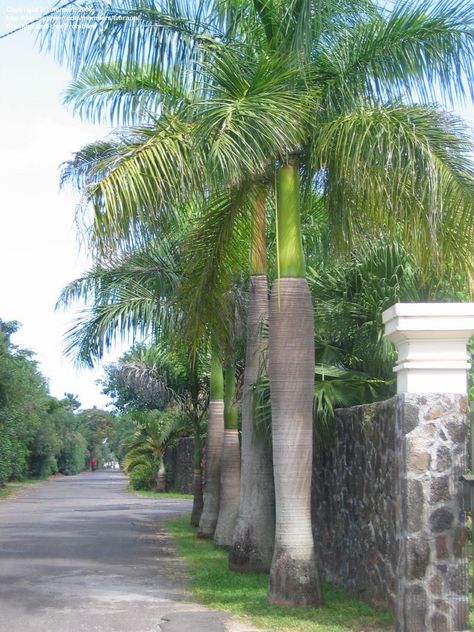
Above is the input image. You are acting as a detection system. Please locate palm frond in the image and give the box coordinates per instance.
[57,241,182,365]
[316,0,474,109]
[314,365,391,438]
[309,237,472,380]
[38,0,226,83]
[61,114,206,252]
[175,187,253,352]
[64,62,193,125]
[313,103,474,281]
[194,52,316,184]
[62,291,162,366]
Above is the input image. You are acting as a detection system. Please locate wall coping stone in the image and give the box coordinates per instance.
[382,303,474,394]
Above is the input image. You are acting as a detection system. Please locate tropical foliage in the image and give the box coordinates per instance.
[123,408,186,491]
[99,340,209,522]
[0,320,117,485]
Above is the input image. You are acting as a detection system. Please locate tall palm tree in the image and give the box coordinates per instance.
[198,346,224,537]
[230,189,275,572]
[213,362,241,546]
[181,7,474,605]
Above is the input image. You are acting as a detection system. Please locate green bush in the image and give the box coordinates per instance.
[128,461,157,490]
[0,424,28,485]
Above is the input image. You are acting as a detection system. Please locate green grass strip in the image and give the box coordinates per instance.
[0,478,44,500]
[167,515,394,632]
[131,488,193,500]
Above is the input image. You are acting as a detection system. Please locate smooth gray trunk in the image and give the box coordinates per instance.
[190,466,204,527]
[213,429,241,547]
[156,459,166,492]
[230,275,275,572]
[267,277,323,606]
[198,400,224,538]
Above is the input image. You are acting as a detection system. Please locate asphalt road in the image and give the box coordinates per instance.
[0,471,234,632]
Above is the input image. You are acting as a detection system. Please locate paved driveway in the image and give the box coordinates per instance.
[0,471,233,632]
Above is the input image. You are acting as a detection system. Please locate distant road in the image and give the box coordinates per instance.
[0,471,230,632]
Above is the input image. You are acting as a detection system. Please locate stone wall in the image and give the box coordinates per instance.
[165,437,195,493]
[312,394,469,632]
[312,398,399,607]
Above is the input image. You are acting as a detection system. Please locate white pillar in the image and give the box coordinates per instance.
[382,303,474,394]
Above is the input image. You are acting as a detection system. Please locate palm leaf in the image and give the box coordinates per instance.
[316,0,474,110]
[56,240,182,365]
[61,114,206,252]
[313,103,474,281]
[64,62,193,125]
[175,187,253,352]
[39,0,226,83]
[194,51,315,184]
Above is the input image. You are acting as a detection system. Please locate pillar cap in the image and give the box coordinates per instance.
[383,303,474,344]
[382,303,474,394]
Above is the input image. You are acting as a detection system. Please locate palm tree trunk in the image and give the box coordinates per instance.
[156,454,167,492]
[198,348,224,538]
[214,363,241,547]
[190,433,204,526]
[267,159,323,606]
[230,189,275,572]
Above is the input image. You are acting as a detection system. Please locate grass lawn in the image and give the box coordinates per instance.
[167,515,394,632]
[469,540,474,629]
[0,478,44,500]
[131,488,193,500]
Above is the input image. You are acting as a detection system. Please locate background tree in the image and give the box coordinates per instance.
[0,319,116,484]
[123,408,186,491]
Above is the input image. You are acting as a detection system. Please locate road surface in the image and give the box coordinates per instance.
[0,471,241,632]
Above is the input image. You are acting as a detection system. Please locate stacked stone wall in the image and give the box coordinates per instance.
[312,398,400,607]
[312,394,469,631]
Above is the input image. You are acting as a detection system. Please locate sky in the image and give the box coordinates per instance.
[0,1,473,410]
[0,0,124,409]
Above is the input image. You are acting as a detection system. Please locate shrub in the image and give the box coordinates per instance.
[128,461,157,490]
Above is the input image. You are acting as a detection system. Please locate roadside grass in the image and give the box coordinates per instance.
[469,539,474,629]
[167,515,394,632]
[0,478,44,500]
[131,488,193,500]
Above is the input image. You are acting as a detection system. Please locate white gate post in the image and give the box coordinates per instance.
[383,303,474,632]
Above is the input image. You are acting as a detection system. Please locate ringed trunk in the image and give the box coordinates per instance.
[230,190,275,572]
[156,455,167,492]
[214,364,241,548]
[190,433,204,527]
[267,160,323,606]
[198,350,224,538]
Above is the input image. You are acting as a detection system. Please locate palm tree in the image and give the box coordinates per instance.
[123,408,184,491]
[198,346,224,537]
[121,343,209,523]
[56,238,209,524]
[213,362,241,547]
[152,6,474,601]
[230,189,275,571]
